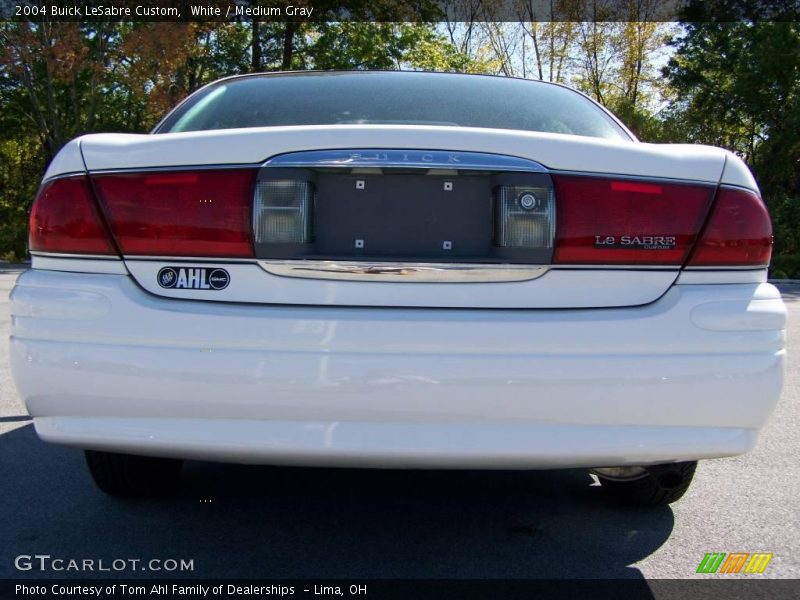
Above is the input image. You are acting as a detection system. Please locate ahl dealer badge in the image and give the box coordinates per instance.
[158,267,230,290]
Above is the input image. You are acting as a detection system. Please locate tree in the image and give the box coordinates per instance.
[664,17,800,255]
[0,21,120,160]
[663,20,800,188]
[297,22,484,72]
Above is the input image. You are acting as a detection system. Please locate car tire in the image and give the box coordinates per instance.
[595,461,698,506]
[85,450,183,497]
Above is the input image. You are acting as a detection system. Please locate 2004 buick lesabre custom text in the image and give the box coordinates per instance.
[10,72,786,505]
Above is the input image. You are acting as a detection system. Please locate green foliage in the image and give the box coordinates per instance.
[663,21,800,187]
[0,139,42,260]
[770,255,800,280]
[309,23,479,72]
[605,97,663,141]
[767,194,800,257]
[309,23,423,70]
[662,17,800,264]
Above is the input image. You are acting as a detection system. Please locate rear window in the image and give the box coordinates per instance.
[157,72,630,141]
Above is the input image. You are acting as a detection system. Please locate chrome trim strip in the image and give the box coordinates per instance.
[718,183,762,193]
[81,159,721,187]
[263,149,548,172]
[35,252,256,265]
[123,256,258,264]
[83,163,260,176]
[550,265,678,271]
[40,171,88,184]
[259,260,549,283]
[683,266,769,271]
[545,169,719,186]
[31,251,121,261]
[39,252,752,272]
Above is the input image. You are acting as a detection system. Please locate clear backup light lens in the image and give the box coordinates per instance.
[495,185,555,248]
[253,180,314,244]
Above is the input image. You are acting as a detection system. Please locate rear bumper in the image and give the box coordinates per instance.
[10,270,787,468]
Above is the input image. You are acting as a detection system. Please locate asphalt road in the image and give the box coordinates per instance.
[1,267,798,581]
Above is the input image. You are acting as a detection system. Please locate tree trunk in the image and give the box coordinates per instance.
[282,22,297,70]
[530,23,543,80]
[251,19,262,72]
[37,24,64,157]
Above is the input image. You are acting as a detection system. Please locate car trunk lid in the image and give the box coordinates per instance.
[78,125,727,309]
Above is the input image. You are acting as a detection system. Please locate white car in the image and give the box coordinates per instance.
[10,71,786,504]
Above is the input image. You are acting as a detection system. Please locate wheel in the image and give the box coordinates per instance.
[593,461,698,506]
[85,450,183,497]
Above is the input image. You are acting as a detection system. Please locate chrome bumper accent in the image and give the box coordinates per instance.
[259,260,549,283]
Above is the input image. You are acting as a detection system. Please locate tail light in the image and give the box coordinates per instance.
[687,186,772,267]
[494,185,555,249]
[252,170,315,245]
[92,170,256,257]
[29,176,116,255]
[32,167,771,270]
[553,175,715,265]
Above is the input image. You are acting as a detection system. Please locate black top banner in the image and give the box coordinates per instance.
[2,0,800,23]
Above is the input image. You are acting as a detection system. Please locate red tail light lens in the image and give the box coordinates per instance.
[688,187,772,267]
[92,170,257,257]
[553,175,715,265]
[29,176,116,255]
